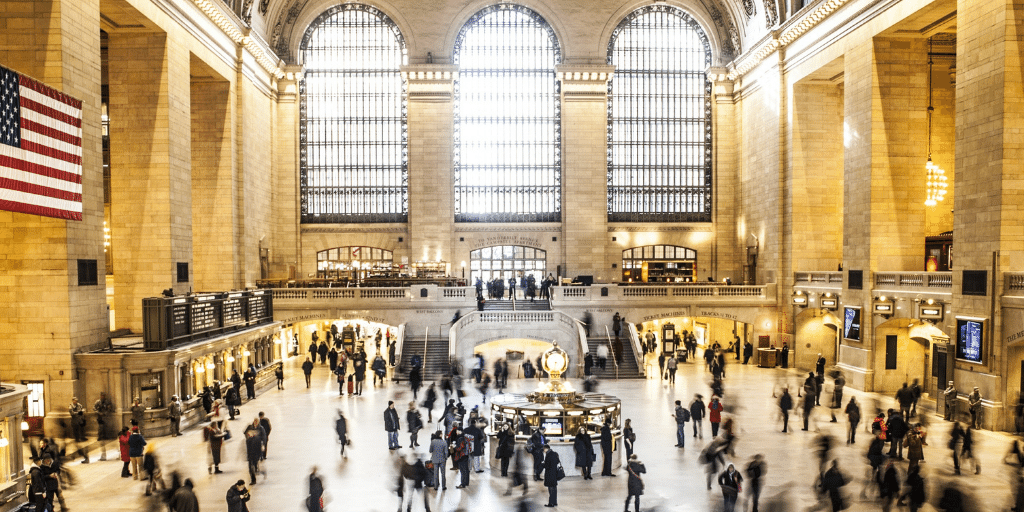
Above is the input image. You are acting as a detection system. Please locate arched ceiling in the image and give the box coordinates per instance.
[255,0,762,65]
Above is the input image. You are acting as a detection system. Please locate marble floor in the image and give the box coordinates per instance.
[37,357,1022,511]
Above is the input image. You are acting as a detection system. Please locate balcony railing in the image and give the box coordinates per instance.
[1006,273,1024,293]
[874,272,952,290]
[794,272,843,285]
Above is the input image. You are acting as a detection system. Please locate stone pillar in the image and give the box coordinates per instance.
[191,70,235,291]
[841,38,928,391]
[557,65,613,280]
[273,65,302,279]
[108,31,193,331]
[709,70,741,282]
[951,0,1024,429]
[0,0,106,417]
[403,65,456,266]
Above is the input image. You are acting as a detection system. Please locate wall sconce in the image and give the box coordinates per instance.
[792,291,808,307]
[195,365,205,373]
[21,421,29,432]
[206,362,216,370]
[873,296,894,317]
[244,350,252,357]
[0,430,8,448]
[226,355,235,362]
[919,299,944,321]
[820,292,838,310]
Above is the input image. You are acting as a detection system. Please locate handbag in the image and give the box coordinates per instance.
[555,463,565,481]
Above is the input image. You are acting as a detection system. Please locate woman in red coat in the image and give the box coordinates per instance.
[118,426,132,477]
[709,396,724,437]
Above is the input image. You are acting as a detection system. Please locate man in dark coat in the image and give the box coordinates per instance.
[820,461,847,512]
[542,444,561,507]
[231,370,242,395]
[452,427,473,489]
[465,420,486,472]
[896,382,915,419]
[317,341,329,364]
[243,365,257,400]
[168,478,199,512]
[886,409,909,459]
[302,357,314,388]
[600,421,615,476]
[573,427,596,479]
[529,427,547,481]
[384,401,401,450]
[226,480,251,512]
[779,387,793,433]
[690,394,706,439]
[243,420,266,484]
[307,467,324,512]
[717,463,743,512]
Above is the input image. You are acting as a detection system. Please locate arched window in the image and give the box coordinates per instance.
[470,245,547,283]
[299,5,408,223]
[316,246,394,278]
[622,245,697,282]
[454,4,561,222]
[607,6,713,222]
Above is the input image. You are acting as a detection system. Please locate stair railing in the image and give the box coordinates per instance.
[605,326,619,380]
[625,322,646,377]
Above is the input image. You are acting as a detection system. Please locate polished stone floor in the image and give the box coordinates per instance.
[39,356,1023,511]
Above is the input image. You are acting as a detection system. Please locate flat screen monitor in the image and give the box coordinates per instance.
[843,306,861,341]
[956,318,984,363]
[541,418,563,436]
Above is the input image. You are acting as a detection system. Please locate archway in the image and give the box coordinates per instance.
[873,318,939,395]
[473,338,557,380]
[794,308,840,371]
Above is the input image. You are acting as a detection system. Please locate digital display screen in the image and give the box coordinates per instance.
[956,319,983,363]
[843,307,861,341]
[541,418,563,436]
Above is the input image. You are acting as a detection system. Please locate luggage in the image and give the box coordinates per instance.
[347,375,354,394]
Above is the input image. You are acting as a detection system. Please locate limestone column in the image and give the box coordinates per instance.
[0,0,106,418]
[841,38,928,390]
[709,70,741,282]
[191,71,235,291]
[108,31,193,331]
[952,0,1024,429]
[403,65,456,266]
[557,65,613,280]
[273,65,302,280]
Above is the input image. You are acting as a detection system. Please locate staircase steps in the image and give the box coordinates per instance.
[482,298,551,311]
[394,336,450,381]
[586,336,644,379]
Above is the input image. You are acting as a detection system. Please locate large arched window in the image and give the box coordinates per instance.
[453,4,561,222]
[607,6,713,222]
[299,5,407,223]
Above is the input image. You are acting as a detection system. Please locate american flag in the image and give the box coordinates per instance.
[0,65,83,221]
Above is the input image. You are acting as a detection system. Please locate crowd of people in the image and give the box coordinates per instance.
[23,324,1024,512]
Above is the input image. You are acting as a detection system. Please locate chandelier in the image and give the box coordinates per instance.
[924,39,948,207]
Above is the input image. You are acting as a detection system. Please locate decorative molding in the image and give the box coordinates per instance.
[454,225,560,232]
[763,0,778,28]
[301,227,408,234]
[609,226,714,232]
[191,0,284,78]
[743,0,757,18]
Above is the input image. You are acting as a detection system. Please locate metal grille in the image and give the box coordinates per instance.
[299,4,408,223]
[453,4,561,223]
[607,6,713,222]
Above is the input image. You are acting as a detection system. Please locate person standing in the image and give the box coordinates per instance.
[690,394,706,439]
[243,365,257,400]
[118,426,132,477]
[622,418,635,459]
[165,395,181,437]
[131,397,146,435]
[128,426,146,480]
[909,378,922,418]
[93,392,115,460]
[372,354,387,387]
[274,365,284,390]
[466,419,486,473]
[600,421,615,477]
[384,401,401,450]
[903,464,926,512]
[830,372,845,422]
[845,397,860,444]
[317,341,329,365]
[746,454,766,512]
[597,344,609,370]
[168,478,199,512]
[258,412,272,459]
[820,460,847,512]
[334,411,349,459]
[452,426,473,489]
[968,387,983,429]
[226,480,251,512]
[299,358,313,391]
[429,431,449,490]
[944,381,957,420]
[307,467,324,512]
[529,427,547,481]
[572,427,595,480]
[743,342,753,365]
[406,402,423,448]
[717,463,743,512]
[353,355,367,396]
[886,409,908,459]
[708,396,723,437]
[778,387,793,433]
[673,400,690,447]
[68,397,86,442]
[244,422,264,485]
[896,382,915,419]
[542,444,562,507]
[496,424,515,477]
[624,453,646,512]
[666,354,678,383]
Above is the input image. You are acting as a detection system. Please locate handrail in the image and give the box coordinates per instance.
[625,322,645,377]
[394,324,406,363]
[605,326,619,380]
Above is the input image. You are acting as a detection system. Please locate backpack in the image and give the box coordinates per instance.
[525,438,536,453]
[677,407,691,423]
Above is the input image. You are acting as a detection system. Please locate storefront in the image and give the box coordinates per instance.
[0,383,30,512]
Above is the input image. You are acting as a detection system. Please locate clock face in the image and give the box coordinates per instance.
[546,353,565,372]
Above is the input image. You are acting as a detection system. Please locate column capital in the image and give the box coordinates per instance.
[556,64,614,100]
[401,65,458,101]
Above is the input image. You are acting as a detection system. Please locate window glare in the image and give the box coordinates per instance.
[454,4,562,222]
[607,6,713,222]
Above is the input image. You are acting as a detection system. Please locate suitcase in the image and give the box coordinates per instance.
[347,376,354,394]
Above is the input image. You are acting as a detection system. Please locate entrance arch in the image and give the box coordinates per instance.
[794,308,840,371]
[450,311,584,378]
[873,318,941,394]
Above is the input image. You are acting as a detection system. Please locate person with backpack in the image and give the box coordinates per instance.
[451,426,473,489]
[672,400,690,447]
